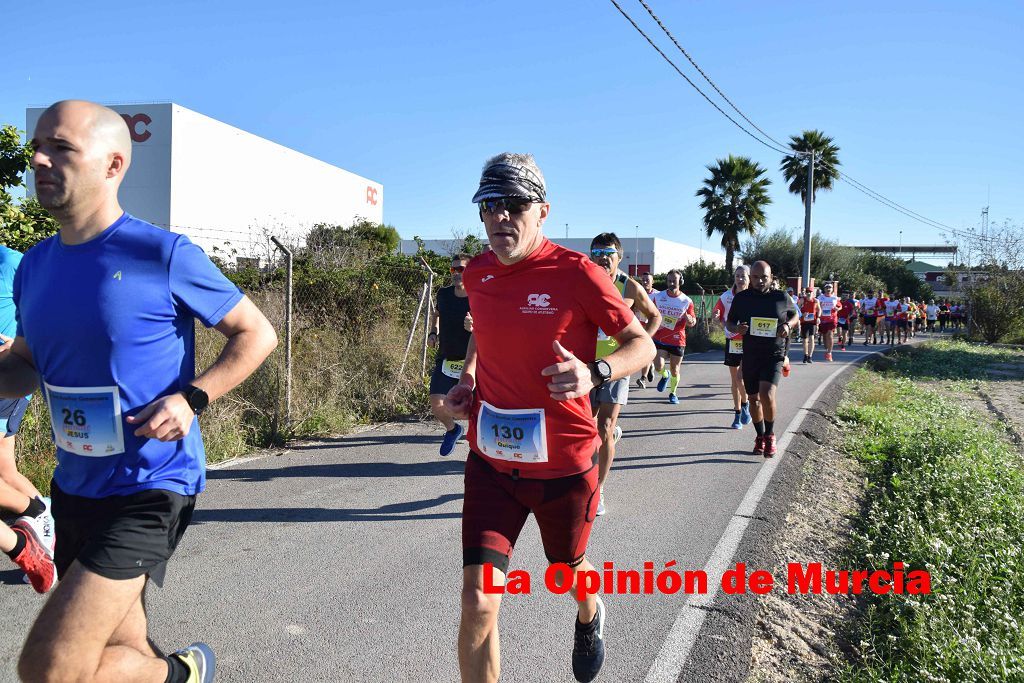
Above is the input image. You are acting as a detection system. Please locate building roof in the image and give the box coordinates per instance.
[904,259,942,274]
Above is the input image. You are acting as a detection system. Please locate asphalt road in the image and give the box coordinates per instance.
[0,341,888,682]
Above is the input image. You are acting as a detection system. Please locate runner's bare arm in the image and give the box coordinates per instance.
[128,296,278,441]
[427,308,439,347]
[445,336,476,418]
[0,336,39,398]
[627,279,662,336]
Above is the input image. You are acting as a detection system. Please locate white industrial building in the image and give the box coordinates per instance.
[26,103,383,261]
[400,236,725,275]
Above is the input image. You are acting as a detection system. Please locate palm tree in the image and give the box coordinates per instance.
[780,130,840,203]
[696,155,772,274]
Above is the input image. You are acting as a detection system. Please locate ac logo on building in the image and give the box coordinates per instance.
[366,186,379,206]
[120,113,152,143]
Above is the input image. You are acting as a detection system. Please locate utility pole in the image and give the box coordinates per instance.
[801,150,815,290]
[899,230,903,258]
[565,223,569,239]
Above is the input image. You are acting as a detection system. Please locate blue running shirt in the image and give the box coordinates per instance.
[14,213,244,498]
[0,245,23,339]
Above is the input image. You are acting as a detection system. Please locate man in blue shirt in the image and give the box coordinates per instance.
[1,100,277,683]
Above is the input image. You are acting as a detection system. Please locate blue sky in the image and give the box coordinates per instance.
[5,0,1021,253]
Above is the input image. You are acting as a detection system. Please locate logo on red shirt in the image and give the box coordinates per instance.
[527,294,551,308]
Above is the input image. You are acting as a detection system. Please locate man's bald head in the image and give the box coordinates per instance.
[31,100,132,223]
[750,260,773,292]
[39,100,132,165]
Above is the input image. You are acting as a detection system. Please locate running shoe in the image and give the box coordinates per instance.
[825,352,833,362]
[170,643,216,683]
[839,345,846,351]
[753,435,765,455]
[572,595,606,683]
[612,425,622,443]
[646,369,654,382]
[802,356,809,364]
[668,393,679,405]
[764,434,778,458]
[439,423,463,457]
[595,489,606,517]
[10,522,55,594]
[731,413,742,430]
[807,357,815,364]
[635,377,646,389]
[17,500,55,558]
[656,375,668,392]
[740,403,752,425]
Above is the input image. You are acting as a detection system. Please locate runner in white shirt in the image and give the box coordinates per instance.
[860,291,880,345]
[926,300,939,333]
[651,271,696,405]
[816,283,840,361]
[883,296,901,345]
[712,266,751,429]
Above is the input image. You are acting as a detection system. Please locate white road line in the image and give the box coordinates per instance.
[644,354,877,683]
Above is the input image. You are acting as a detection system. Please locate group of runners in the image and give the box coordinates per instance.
[787,287,963,350]
[0,102,965,683]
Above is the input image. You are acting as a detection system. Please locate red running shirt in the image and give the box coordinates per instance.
[463,240,635,478]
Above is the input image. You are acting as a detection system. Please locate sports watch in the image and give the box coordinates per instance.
[183,385,209,415]
[590,359,613,387]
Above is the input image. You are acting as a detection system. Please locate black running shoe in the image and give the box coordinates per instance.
[572,596,606,682]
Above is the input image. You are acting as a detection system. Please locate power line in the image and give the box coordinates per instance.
[610,0,984,243]
[635,0,791,151]
[607,0,792,157]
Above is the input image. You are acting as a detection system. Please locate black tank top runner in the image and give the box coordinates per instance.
[436,285,471,360]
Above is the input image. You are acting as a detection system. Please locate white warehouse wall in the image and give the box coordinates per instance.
[399,236,724,273]
[26,102,383,261]
[169,104,383,258]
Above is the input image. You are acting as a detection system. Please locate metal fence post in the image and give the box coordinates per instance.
[420,259,435,375]
[399,283,429,379]
[270,237,293,436]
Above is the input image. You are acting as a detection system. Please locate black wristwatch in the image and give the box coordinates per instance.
[590,359,613,387]
[182,385,209,415]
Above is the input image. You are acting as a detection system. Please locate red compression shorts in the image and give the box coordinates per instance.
[462,451,599,574]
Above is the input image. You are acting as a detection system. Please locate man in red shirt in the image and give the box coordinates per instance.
[445,153,654,683]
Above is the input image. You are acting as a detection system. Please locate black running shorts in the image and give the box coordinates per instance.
[741,354,784,395]
[428,356,462,396]
[51,480,196,586]
[654,340,684,358]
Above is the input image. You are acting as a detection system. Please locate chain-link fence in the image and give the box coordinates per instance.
[195,237,441,462]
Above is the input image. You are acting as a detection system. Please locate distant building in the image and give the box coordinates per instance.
[26,102,383,262]
[399,236,725,275]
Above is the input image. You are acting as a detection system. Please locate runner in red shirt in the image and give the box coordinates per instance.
[797,286,821,363]
[445,153,654,683]
[837,291,857,350]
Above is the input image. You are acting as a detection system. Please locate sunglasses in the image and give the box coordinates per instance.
[590,247,619,258]
[478,198,534,215]
[450,265,466,273]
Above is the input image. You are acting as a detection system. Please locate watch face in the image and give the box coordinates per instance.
[188,387,209,413]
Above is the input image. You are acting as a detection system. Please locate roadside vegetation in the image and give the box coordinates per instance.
[837,340,1024,681]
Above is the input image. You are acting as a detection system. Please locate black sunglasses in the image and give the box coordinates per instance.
[478,198,534,215]
[450,265,466,273]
